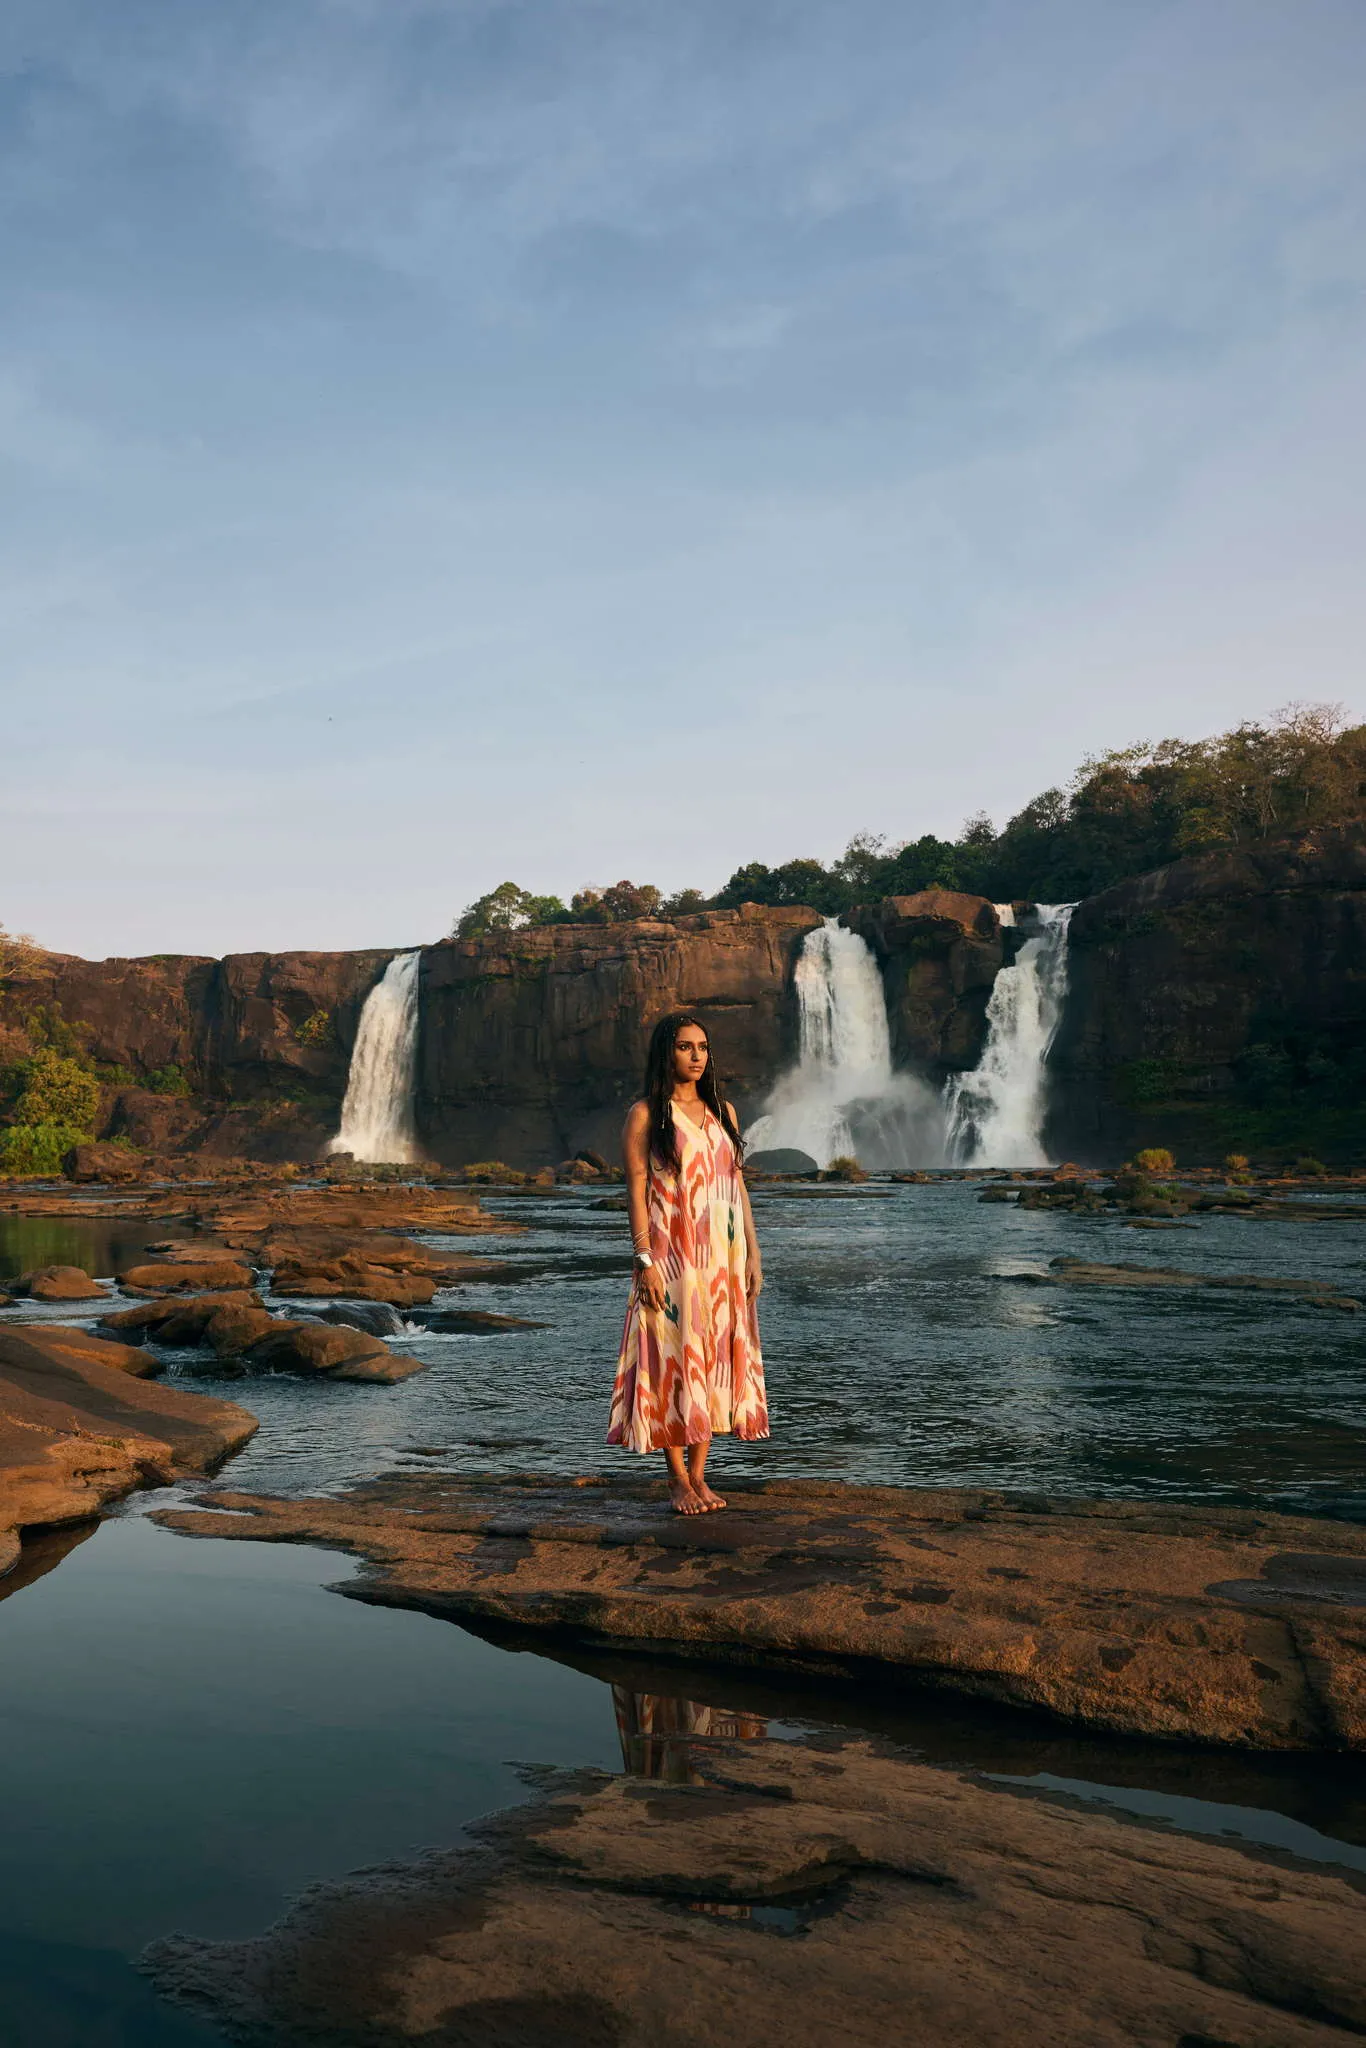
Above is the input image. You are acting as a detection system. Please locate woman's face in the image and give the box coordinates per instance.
[672,1025,709,1086]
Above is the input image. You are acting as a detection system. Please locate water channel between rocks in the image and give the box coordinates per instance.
[1,1184,1364,2045]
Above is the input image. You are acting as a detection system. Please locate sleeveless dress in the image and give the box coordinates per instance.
[607,1108,769,1453]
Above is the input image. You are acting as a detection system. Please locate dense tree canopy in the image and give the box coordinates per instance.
[451,705,1366,929]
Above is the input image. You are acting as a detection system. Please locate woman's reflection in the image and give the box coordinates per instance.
[612,1686,767,1783]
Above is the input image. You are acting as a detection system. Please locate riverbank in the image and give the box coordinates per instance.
[157,1472,1366,1750]
[0,1324,256,1575]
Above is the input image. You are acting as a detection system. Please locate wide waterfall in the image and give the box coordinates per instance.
[944,904,1074,1167]
[329,950,422,1164]
[746,920,941,1168]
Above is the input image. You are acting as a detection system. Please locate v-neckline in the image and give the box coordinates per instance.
[671,1100,710,1136]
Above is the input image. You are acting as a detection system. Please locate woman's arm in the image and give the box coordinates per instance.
[733,1112,763,1301]
[622,1100,666,1310]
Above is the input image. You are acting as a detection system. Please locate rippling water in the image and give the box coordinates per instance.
[24,1182,1348,1518]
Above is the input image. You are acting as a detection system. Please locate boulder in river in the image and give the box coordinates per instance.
[14,1265,106,1302]
[100,1290,263,1338]
[118,1259,255,1296]
[309,1302,408,1338]
[244,1321,424,1383]
[61,1141,147,1183]
[9,1321,159,1378]
[747,1147,819,1174]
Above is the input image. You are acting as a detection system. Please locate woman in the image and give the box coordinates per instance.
[607,1012,768,1513]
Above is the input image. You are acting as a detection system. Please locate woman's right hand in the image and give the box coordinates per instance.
[638,1264,667,1313]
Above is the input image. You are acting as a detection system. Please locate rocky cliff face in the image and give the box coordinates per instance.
[1051,828,1366,1163]
[1,893,1022,1167]
[846,890,1008,1077]
[2,948,394,1164]
[416,907,822,1164]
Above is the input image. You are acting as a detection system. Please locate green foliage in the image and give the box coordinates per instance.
[293,1009,334,1049]
[1133,1147,1176,1173]
[23,1004,86,1058]
[9,1048,100,1131]
[1290,1154,1327,1177]
[569,880,663,923]
[447,707,1366,930]
[825,1155,868,1182]
[455,882,570,936]
[143,1064,192,1096]
[95,1063,138,1088]
[0,1122,90,1178]
[1112,1058,1182,1108]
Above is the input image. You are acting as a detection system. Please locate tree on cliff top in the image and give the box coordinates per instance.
[0,924,43,988]
[454,882,568,936]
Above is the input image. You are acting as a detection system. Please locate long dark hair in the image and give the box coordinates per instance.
[643,1011,743,1175]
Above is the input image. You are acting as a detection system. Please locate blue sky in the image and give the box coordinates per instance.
[3,0,1364,957]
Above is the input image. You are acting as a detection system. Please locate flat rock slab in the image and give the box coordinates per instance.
[1026,1258,1363,1311]
[156,1475,1366,1750]
[142,1727,1366,2047]
[0,1325,257,1576]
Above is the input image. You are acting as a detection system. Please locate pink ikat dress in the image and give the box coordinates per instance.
[607,1108,769,1453]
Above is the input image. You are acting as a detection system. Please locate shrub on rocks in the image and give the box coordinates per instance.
[1132,1147,1176,1174]
[824,1155,868,1182]
[0,1122,93,1178]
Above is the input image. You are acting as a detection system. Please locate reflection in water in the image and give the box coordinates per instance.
[612,1688,790,1928]
[612,1687,767,1784]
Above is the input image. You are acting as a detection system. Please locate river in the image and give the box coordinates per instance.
[1,1183,1364,2044]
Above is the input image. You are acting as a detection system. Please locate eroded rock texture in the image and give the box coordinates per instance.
[156,1475,1366,1751]
[0,1324,257,1576]
[142,1730,1366,2047]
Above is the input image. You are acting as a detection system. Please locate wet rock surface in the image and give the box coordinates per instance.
[12,1264,107,1302]
[156,1475,1366,1751]
[1019,1257,1363,1311]
[142,1726,1366,2048]
[0,1324,257,1575]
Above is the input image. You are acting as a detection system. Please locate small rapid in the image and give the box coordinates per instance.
[329,950,422,1163]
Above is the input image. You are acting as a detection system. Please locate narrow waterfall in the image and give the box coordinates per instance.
[944,905,1074,1167]
[747,920,941,1168]
[328,950,422,1164]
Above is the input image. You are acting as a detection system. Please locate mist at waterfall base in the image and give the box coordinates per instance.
[329,950,421,1164]
[747,911,1074,1172]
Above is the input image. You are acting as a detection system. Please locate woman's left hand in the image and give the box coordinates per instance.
[746,1259,763,1302]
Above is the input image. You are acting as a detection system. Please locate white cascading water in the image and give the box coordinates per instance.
[328,950,422,1163]
[943,905,1074,1167]
[747,920,941,1168]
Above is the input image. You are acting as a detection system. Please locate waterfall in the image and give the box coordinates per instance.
[747,920,941,1168]
[328,950,422,1164]
[944,905,1074,1168]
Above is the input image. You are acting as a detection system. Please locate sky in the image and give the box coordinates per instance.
[2,0,1365,960]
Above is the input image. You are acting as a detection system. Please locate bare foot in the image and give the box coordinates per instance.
[693,1482,727,1511]
[668,1478,706,1515]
